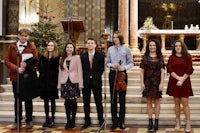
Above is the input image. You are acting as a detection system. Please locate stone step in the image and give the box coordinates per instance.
[0,85,200,96]
[1,92,200,104]
[1,101,200,115]
[1,111,200,126]
[133,50,200,66]
[3,67,200,84]
[1,77,200,93]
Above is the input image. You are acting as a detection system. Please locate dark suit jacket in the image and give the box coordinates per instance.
[81,51,105,89]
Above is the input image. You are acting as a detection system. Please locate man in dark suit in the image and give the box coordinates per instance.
[80,38,105,129]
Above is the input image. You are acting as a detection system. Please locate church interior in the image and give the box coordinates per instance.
[1,0,200,132]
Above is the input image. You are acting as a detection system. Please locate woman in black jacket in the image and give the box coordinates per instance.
[38,41,60,127]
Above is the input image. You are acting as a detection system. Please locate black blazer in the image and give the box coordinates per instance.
[81,51,105,89]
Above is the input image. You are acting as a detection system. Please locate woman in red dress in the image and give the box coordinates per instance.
[140,39,165,131]
[166,40,193,132]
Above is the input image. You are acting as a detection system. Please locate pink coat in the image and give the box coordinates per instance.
[57,55,83,89]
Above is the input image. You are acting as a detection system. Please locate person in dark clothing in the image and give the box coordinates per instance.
[80,38,105,129]
[38,41,60,128]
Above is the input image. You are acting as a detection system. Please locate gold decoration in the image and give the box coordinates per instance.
[139,16,159,30]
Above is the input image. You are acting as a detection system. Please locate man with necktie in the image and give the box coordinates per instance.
[81,38,105,129]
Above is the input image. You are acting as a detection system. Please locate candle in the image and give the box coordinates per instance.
[185,25,188,30]
[171,21,173,30]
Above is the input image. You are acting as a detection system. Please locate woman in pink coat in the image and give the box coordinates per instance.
[57,41,83,129]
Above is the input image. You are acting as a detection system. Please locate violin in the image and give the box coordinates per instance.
[115,71,127,91]
[115,60,127,91]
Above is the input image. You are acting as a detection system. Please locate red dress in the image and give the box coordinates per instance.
[166,55,194,97]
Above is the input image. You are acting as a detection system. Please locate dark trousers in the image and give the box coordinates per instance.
[82,79,104,124]
[109,70,127,125]
[12,82,33,123]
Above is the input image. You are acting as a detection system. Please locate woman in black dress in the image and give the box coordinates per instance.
[38,41,60,127]
[140,39,165,131]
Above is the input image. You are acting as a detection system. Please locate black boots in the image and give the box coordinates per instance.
[43,100,56,128]
[70,100,77,128]
[148,118,153,130]
[65,100,71,129]
[65,100,77,129]
[43,117,55,128]
[48,117,55,127]
[154,119,159,131]
[43,117,50,127]
[148,118,159,131]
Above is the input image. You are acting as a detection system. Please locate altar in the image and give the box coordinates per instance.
[138,29,200,52]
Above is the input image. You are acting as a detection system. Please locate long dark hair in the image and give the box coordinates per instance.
[59,41,76,70]
[144,39,163,60]
[172,40,191,57]
[113,31,125,45]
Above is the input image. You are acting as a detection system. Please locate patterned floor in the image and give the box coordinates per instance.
[0,123,200,133]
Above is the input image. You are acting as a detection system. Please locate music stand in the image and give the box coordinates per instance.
[61,19,85,48]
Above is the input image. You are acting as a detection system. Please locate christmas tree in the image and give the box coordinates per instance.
[29,5,65,56]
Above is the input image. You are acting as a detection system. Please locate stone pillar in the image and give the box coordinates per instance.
[161,34,166,52]
[196,34,200,50]
[7,0,19,34]
[25,0,30,20]
[118,0,129,44]
[0,0,2,35]
[130,0,139,52]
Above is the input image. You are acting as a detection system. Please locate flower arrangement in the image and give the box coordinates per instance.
[139,16,159,30]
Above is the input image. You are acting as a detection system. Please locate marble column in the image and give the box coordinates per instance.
[118,0,129,44]
[196,34,200,50]
[161,34,166,52]
[130,0,139,52]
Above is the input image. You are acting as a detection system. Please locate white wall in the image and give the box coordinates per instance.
[0,0,2,35]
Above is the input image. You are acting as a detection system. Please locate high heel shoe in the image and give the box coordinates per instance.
[175,119,181,130]
[185,120,191,132]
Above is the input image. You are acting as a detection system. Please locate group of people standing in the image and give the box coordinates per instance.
[4,28,193,132]
[140,39,193,132]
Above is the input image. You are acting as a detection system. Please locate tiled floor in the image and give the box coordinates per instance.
[0,123,199,133]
